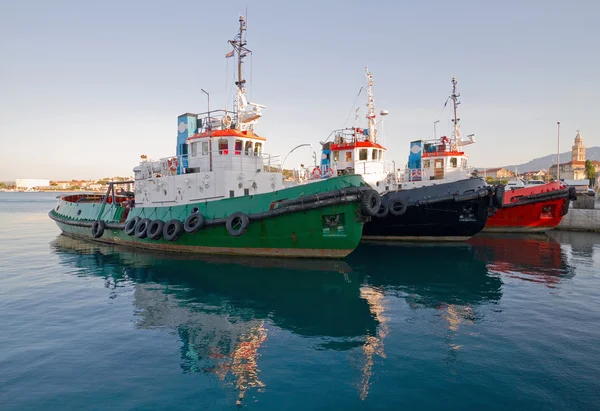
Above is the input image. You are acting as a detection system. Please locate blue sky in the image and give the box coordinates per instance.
[1,0,598,180]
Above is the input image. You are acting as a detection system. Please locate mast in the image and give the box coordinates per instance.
[365,67,376,144]
[450,77,461,151]
[228,15,253,131]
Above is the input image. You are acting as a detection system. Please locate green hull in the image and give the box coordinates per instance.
[50,176,367,258]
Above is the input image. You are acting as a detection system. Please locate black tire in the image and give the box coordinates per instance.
[568,186,577,201]
[163,219,184,241]
[375,202,389,218]
[493,185,505,208]
[135,218,151,239]
[184,212,205,234]
[389,200,408,216]
[147,220,165,240]
[125,217,139,236]
[360,190,381,217]
[225,212,250,237]
[91,220,105,238]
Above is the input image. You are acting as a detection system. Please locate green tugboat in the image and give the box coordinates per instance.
[48,15,380,258]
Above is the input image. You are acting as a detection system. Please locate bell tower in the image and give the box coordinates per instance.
[572,130,585,162]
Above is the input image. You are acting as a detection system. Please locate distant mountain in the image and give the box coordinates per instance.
[476,147,600,173]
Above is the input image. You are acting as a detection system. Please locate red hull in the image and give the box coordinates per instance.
[484,182,570,233]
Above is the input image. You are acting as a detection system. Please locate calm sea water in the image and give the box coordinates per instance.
[1,192,600,410]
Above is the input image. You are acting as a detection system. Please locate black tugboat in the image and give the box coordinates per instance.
[304,70,494,241]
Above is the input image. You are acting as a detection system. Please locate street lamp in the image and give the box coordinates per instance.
[282,143,312,170]
[557,121,560,180]
[434,120,440,139]
[201,88,210,128]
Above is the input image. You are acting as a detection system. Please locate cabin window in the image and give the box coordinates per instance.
[254,142,262,155]
[450,157,458,168]
[202,141,209,155]
[191,142,198,157]
[359,149,368,161]
[218,138,229,155]
[461,158,467,167]
[345,151,352,162]
[424,160,431,168]
[372,149,378,160]
[333,151,339,161]
[235,139,243,155]
[245,141,253,155]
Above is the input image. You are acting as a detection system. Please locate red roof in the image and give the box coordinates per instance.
[422,151,465,158]
[330,141,386,151]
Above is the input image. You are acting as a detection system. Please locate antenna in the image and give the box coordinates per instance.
[365,67,376,144]
[450,77,461,151]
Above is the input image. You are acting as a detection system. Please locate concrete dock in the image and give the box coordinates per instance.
[556,198,600,232]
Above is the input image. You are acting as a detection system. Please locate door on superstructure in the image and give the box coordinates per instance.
[434,158,445,179]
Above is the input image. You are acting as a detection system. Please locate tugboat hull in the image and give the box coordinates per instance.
[362,178,493,241]
[49,176,372,258]
[484,182,575,233]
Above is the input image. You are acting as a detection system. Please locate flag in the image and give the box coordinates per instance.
[225,50,234,58]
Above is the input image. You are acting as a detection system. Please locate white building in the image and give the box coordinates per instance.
[15,179,50,190]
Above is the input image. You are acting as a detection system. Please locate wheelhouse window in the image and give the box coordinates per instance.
[450,157,458,168]
[202,141,209,155]
[359,149,368,161]
[218,138,229,155]
[372,149,378,160]
[254,142,262,155]
[424,160,431,168]
[191,142,198,157]
[235,139,243,155]
[333,151,339,162]
[245,141,253,155]
[345,151,352,162]
[378,150,383,160]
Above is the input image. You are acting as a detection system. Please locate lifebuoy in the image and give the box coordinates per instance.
[91,220,105,238]
[360,190,382,217]
[226,212,250,236]
[147,220,165,240]
[135,218,151,239]
[125,216,140,236]
[184,211,205,234]
[325,167,335,178]
[311,167,321,179]
[163,219,184,241]
[168,157,178,173]
[389,200,408,216]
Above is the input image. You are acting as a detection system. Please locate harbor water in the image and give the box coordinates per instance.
[1,192,599,410]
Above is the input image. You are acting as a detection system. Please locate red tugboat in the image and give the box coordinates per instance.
[484,181,577,233]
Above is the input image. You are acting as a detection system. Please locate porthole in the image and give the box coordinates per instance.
[192,207,199,214]
[77,210,82,215]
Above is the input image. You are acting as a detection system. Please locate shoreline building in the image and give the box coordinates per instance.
[15,179,50,191]
[549,130,586,180]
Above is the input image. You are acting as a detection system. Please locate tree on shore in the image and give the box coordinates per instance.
[585,160,596,186]
[0,182,6,189]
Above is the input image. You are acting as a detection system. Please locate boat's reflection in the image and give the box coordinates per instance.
[468,233,575,286]
[51,234,573,404]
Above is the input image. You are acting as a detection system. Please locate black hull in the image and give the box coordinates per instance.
[363,178,492,241]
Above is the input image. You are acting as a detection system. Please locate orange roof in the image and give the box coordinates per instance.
[188,129,266,141]
[422,151,465,158]
[330,141,386,151]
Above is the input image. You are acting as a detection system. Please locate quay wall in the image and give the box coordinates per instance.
[557,204,600,232]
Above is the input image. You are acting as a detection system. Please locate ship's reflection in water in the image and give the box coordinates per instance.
[468,233,575,286]
[50,233,575,405]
